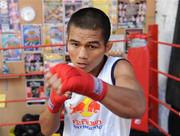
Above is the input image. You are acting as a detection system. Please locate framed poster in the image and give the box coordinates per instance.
[26,80,45,105]
[0,0,9,32]
[22,24,41,52]
[43,0,63,24]
[2,33,22,62]
[64,0,83,24]
[8,0,20,31]
[24,53,44,79]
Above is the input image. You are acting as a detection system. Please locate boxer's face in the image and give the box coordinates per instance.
[67,25,111,75]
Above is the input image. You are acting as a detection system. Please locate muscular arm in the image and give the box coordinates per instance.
[101,60,146,118]
[39,106,62,136]
[39,72,64,136]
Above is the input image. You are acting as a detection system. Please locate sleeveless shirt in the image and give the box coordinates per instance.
[63,56,131,136]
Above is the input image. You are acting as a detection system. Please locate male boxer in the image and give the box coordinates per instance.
[40,7,146,136]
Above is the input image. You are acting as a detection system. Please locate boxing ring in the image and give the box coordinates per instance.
[0,25,179,136]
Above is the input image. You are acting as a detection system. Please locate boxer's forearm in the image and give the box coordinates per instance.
[101,84,146,118]
[40,108,62,136]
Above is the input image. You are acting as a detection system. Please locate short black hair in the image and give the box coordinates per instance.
[67,7,111,44]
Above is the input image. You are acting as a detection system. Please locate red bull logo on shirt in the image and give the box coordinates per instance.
[72,119,103,130]
[70,97,100,117]
[69,97,103,130]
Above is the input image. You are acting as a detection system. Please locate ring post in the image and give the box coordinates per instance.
[147,25,158,124]
[128,33,150,132]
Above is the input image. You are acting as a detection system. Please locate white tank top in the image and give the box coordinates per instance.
[63,56,131,136]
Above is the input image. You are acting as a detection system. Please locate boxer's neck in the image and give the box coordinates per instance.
[90,55,107,77]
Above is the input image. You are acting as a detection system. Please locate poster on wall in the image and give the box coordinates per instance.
[63,0,83,40]
[22,24,41,52]
[43,24,64,45]
[24,53,44,79]
[0,0,9,32]
[44,53,65,69]
[43,0,63,24]
[91,0,118,32]
[118,0,147,28]
[8,0,20,31]
[0,0,20,32]
[64,0,83,25]
[43,24,65,54]
[26,80,46,105]
[2,33,22,62]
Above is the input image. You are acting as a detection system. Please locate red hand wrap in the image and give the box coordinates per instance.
[50,64,108,101]
[48,90,68,113]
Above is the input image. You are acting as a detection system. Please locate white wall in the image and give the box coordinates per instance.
[155,0,179,131]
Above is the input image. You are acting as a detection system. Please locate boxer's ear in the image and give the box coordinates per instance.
[105,41,113,53]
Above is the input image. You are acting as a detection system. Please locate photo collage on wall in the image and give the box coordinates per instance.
[118,0,147,28]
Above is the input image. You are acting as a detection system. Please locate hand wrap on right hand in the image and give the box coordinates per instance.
[50,64,108,101]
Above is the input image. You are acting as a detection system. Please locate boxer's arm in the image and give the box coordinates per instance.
[39,106,62,136]
[39,71,65,136]
[101,60,146,118]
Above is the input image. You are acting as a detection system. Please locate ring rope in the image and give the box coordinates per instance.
[148,119,170,136]
[0,121,40,127]
[149,94,180,117]
[0,44,64,51]
[0,72,44,78]
[150,40,180,48]
[150,67,180,82]
[0,67,179,83]
[0,97,48,104]
[0,40,128,51]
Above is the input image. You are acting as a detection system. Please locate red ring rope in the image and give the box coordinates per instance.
[150,40,180,48]
[0,72,44,78]
[149,119,170,136]
[0,44,64,50]
[0,97,48,103]
[150,67,180,82]
[149,94,180,117]
[0,39,127,51]
[0,121,40,127]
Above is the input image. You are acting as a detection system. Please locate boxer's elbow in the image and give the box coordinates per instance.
[136,103,146,118]
[133,92,146,118]
[39,118,52,136]
[39,112,59,136]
